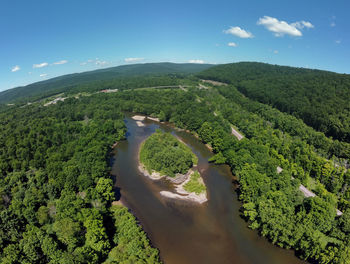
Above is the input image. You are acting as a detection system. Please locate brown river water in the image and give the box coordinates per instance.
[111,117,305,264]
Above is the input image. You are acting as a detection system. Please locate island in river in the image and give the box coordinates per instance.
[138,129,208,203]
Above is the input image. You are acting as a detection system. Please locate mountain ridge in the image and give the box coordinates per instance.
[0,62,213,104]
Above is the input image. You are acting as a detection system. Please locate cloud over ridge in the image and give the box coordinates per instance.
[124,57,144,63]
[188,59,205,64]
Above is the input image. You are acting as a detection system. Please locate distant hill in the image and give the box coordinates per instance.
[0,62,213,104]
[198,62,350,142]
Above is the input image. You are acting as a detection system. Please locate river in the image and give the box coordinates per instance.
[111,117,304,264]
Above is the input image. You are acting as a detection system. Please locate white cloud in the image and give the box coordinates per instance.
[228,42,237,47]
[33,62,48,68]
[40,73,48,77]
[80,58,108,66]
[53,60,68,65]
[11,65,20,72]
[188,59,205,64]
[330,22,336,27]
[273,50,279,54]
[223,26,253,38]
[124,57,144,63]
[95,60,108,66]
[292,21,314,29]
[335,40,341,44]
[257,16,313,37]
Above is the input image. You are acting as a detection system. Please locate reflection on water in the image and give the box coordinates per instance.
[111,117,304,264]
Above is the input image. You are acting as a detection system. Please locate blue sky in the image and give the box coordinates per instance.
[1,0,349,91]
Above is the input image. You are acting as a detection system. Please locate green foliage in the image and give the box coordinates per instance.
[104,205,161,264]
[0,69,349,263]
[0,62,212,105]
[198,62,350,143]
[80,208,110,254]
[53,217,82,249]
[94,178,115,202]
[0,94,161,263]
[183,171,206,194]
[208,152,226,164]
[140,130,197,177]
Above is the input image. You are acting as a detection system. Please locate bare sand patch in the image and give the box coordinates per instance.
[138,164,164,180]
[136,121,145,127]
[147,117,160,122]
[139,162,207,204]
[160,190,207,204]
[132,115,146,121]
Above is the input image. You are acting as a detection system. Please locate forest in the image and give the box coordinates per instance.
[198,62,350,143]
[140,130,197,177]
[0,62,350,263]
[0,95,161,263]
[94,87,349,263]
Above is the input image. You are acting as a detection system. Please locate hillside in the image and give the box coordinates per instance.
[0,62,213,104]
[198,62,350,142]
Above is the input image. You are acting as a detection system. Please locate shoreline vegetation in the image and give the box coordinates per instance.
[137,129,207,204]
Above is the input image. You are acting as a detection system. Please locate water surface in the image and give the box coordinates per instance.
[111,117,304,264]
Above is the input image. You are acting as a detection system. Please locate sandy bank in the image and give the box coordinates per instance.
[170,170,208,204]
[160,190,207,204]
[147,116,160,122]
[138,162,207,204]
[132,115,146,121]
[138,163,164,180]
[138,163,189,183]
[136,121,145,127]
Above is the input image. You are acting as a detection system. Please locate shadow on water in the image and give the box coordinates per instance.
[110,116,306,264]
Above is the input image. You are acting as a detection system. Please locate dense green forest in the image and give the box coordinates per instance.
[198,62,350,142]
[1,62,350,263]
[89,87,349,263]
[140,130,197,177]
[0,62,212,104]
[0,95,161,263]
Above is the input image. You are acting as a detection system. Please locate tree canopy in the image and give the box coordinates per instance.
[140,130,197,177]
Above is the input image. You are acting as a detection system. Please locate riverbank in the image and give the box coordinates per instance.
[111,116,304,264]
[130,113,214,153]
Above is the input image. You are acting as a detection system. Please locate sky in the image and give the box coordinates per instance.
[1,0,349,91]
